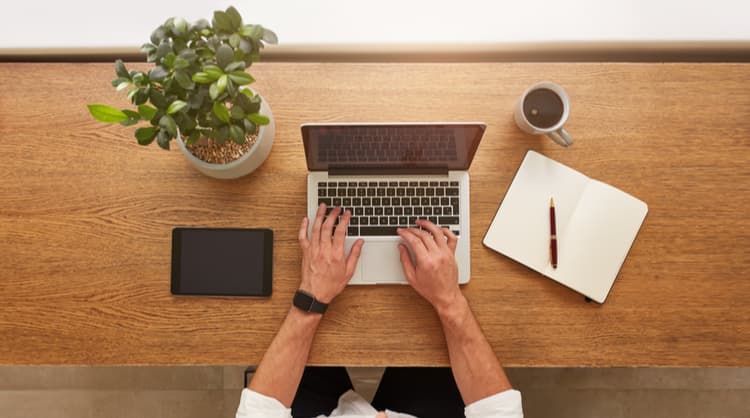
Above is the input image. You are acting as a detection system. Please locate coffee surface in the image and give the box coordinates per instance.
[523,88,564,129]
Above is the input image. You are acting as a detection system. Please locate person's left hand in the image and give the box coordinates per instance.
[298,204,364,303]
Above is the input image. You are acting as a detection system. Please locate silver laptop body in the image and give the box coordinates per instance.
[302,122,485,285]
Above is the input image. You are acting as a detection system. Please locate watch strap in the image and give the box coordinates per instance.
[293,289,328,314]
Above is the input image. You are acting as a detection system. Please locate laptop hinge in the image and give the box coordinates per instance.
[328,167,449,176]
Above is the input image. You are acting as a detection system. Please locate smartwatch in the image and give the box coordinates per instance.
[293,289,328,314]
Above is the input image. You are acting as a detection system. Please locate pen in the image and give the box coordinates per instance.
[550,197,558,269]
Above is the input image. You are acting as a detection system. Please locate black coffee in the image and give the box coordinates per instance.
[523,88,564,129]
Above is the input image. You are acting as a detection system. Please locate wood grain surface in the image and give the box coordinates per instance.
[0,63,748,366]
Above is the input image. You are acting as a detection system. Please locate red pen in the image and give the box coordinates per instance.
[550,197,558,269]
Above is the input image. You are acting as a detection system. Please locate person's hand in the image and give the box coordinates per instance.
[298,204,364,303]
[397,220,463,314]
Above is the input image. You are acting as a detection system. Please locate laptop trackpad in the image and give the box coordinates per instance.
[362,241,407,283]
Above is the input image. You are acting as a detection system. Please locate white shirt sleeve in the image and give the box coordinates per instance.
[236,388,292,418]
[464,389,524,418]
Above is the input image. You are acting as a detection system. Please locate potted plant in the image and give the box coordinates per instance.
[88,6,278,179]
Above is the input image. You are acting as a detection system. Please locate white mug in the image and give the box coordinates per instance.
[514,82,574,147]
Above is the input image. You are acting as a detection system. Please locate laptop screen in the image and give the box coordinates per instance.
[302,123,485,171]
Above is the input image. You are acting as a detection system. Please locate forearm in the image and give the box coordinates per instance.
[248,307,322,407]
[438,295,512,405]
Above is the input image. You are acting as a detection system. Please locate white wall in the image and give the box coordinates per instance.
[2,0,749,49]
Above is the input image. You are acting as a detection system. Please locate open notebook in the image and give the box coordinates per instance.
[483,150,648,303]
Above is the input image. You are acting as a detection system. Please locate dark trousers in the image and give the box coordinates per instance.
[291,367,465,418]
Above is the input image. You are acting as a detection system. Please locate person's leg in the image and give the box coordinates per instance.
[291,366,354,418]
[371,367,465,417]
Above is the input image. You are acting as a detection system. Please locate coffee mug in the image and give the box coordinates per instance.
[514,82,574,147]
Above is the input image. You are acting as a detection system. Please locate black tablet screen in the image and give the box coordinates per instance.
[171,228,272,296]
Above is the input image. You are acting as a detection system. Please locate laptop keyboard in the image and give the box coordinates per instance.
[316,180,461,237]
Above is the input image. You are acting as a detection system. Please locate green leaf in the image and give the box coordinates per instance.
[225,6,243,30]
[212,11,233,32]
[173,56,189,70]
[149,66,169,82]
[186,130,201,145]
[138,104,157,120]
[156,129,171,150]
[216,44,234,70]
[243,24,263,40]
[111,77,129,87]
[115,59,130,79]
[120,109,141,126]
[164,52,176,68]
[174,71,195,89]
[209,82,220,100]
[262,28,278,44]
[229,124,245,144]
[178,48,197,62]
[166,100,188,115]
[173,17,188,36]
[115,81,130,91]
[228,71,254,85]
[87,104,129,123]
[243,119,257,134]
[217,74,228,94]
[225,61,246,72]
[159,115,177,136]
[229,33,241,48]
[212,102,231,123]
[246,113,270,126]
[215,126,230,143]
[155,41,172,60]
[230,105,245,120]
[149,89,167,108]
[192,72,213,84]
[135,127,158,145]
[203,64,224,80]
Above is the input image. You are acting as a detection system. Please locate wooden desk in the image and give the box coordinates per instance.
[0,63,748,366]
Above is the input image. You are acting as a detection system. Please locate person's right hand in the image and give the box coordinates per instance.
[397,220,463,314]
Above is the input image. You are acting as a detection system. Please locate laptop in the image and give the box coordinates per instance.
[302,122,486,284]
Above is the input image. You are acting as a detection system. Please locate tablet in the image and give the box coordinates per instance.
[171,228,273,297]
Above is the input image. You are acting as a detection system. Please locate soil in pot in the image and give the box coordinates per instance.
[186,134,258,164]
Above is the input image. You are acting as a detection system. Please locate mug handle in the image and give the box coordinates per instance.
[547,128,574,147]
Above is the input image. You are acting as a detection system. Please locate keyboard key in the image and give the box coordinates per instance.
[387,188,395,196]
[394,207,403,215]
[439,181,449,186]
[384,207,393,215]
[439,216,459,225]
[365,207,373,215]
[343,198,351,206]
[411,197,420,205]
[338,182,348,187]
[379,216,389,225]
[318,189,326,197]
[399,216,408,224]
[434,207,442,215]
[424,207,432,215]
[414,207,423,215]
[357,189,366,196]
[360,217,369,225]
[443,206,452,215]
[426,188,435,196]
[431,197,440,206]
[406,188,415,196]
[367,189,376,196]
[348,226,359,235]
[408,216,417,224]
[353,198,361,205]
[435,188,444,196]
[450,181,459,186]
[358,182,368,187]
[347,189,357,197]
[416,188,425,196]
[441,197,450,206]
[369,216,379,225]
[382,198,391,206]
[389,217,398,225]
[446,188,459,196]
[399,181,408,186]
[319,198,332,206]
[348,182,357,187]
[452,229,460,236]
[363,198,371,206]
[389,181,398,187]
[327,181,337,187]
[333,198,342,206]
[429,216,438,224]
[368,182,378,187]
[419,181,428,186]
[359,226,399,236]
[328,188,337,197]
[375,207,383,215]
[429,181,438,186]
[355,207,364,216]
[450,198,459,206]
[372,198,381,206]
[379,182,388,187]
[404,207,413,215]
[396,188,406,196]
[377,189,385,196]
[409,181,418,186]
[421,197,430,206]
[318,182,326,187]
[392,197,401,206]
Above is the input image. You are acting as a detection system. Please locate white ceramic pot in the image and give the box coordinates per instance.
[177,93,275,179]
